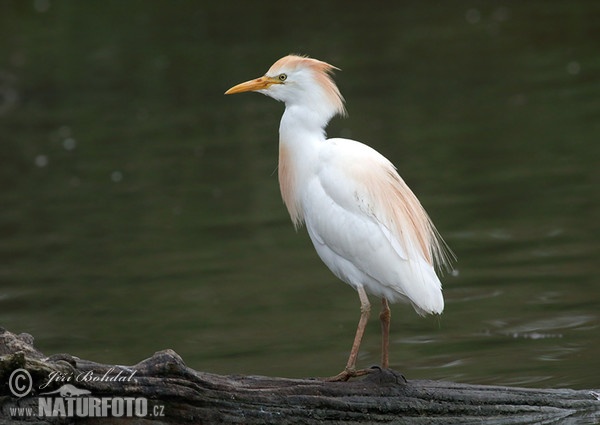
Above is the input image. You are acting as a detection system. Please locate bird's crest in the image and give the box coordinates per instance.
[268,55,347,118]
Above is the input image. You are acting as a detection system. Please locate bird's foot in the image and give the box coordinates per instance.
[323,367,373,382]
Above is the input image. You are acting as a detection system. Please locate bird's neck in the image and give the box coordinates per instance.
[280,103,330,136]
[277,105,327,228]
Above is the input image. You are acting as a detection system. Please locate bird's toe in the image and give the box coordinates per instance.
[323,367,373,382]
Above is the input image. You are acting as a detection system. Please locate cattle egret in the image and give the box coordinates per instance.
[225,55,452,381]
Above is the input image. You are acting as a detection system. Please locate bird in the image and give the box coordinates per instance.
[225,54,452,381]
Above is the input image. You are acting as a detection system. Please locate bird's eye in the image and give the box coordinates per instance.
[278,74,287,82]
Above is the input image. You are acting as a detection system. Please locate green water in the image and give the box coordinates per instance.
[1,1,598,392]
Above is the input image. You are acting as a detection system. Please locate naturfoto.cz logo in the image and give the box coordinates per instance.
[6,367,165,419]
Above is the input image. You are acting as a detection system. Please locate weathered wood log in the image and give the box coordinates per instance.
[0,327,598,424]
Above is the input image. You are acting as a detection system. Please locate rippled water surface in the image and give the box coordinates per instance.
[1,2,598,393]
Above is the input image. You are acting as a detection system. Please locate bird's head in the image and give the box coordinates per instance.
[225,54,346,121]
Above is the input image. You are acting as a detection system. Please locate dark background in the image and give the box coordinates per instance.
[1,1,598,388]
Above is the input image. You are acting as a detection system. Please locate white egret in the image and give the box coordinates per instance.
[226,55,452,381]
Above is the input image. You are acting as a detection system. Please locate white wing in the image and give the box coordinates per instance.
[302,138,448,315]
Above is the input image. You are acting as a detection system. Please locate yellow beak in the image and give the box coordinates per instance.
[225,76,280,95]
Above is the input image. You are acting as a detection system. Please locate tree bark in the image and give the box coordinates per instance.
[1,327,598,424]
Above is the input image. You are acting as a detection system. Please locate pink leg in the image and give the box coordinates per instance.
[380,298,391,368]
[327,286,371,381]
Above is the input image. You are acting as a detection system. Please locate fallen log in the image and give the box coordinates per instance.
[0,327,598,424]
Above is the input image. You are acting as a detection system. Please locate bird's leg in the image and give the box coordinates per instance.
[380,297,391,369]
[326,286,371,382]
